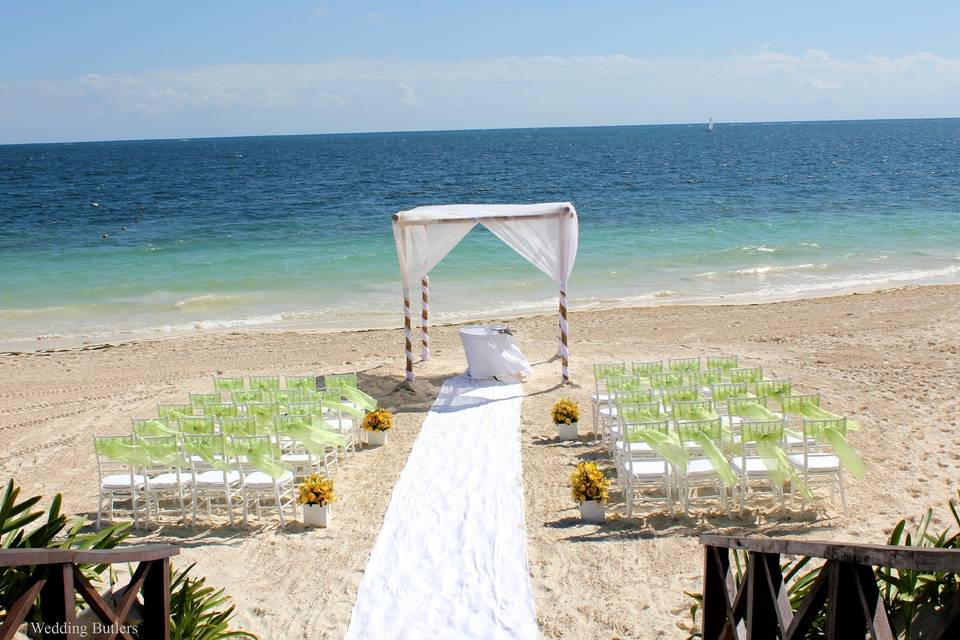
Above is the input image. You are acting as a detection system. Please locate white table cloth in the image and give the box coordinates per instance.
[459,326,532,381]
[345,376,537,639]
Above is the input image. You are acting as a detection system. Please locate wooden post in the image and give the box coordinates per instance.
[702,545,737,640]
[745,552,779,639]
[142,557,172,640]
[39,563,76,639]
[559,282,569,383]
[0,546,179,640]
[827,561,871,639]
[403,288,415,381]
[420,275,430,361]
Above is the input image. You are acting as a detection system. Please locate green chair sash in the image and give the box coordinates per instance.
[625,424,689,471]
[730,368,763,384]
[683,430,737,485]
[95,438,151,467]
[619,405,664,423]
[707,355,739,371]
[227,438,288,480]
[741,426,812,498]
[340,385,377,411]
[729,400,779,421]
[138,438,189,469]
[183,437,231,472]
[277,416,349,458]
[285,376,316,391]
[213,377,244,392]
[132,419,177,437]
[802,419,866,479]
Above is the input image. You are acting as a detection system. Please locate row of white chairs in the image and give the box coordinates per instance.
[592,360,852,517]
[610,409,849,518]
[139,408,361,458]
[96,373,378,528]
[95,433,307,528]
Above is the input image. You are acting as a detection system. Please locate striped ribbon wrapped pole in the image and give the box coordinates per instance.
[559,281,570,383]
[403,288,415,381]
[420,275,430,361]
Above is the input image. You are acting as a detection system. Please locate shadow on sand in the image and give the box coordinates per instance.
[544,500,838,543]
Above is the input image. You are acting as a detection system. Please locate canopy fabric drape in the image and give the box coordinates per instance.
[393,203,578,290]
[392,202,579,383]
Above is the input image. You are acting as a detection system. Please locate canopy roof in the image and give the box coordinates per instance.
[393,202,573,225]
[392,202,578,290]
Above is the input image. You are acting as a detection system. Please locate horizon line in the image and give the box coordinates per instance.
[3,114,959,147]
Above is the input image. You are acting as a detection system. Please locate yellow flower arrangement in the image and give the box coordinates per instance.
[297,473,336,506]
[570,462,609,504]
[551,398,580,425]
[361,408,394,432]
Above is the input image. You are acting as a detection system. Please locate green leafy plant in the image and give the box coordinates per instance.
[685,553,827,639]
[0,480,257,639]
[877,500,960,638]
[0,479,130,623]
[686,490,960,639]
[169,563,257,640]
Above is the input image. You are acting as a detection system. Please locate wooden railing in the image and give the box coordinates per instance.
[0,545,179,640]
[699,534,960,640]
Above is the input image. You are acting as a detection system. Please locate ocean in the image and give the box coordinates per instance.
[2,119,959,351]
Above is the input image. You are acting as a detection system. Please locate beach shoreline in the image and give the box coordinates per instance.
[6,281,956,355]
[2,283,959,637]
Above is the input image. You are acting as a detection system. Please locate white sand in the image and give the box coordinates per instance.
[2,284,959,638]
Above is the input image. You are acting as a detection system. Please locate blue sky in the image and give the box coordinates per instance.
[2,1,959,143]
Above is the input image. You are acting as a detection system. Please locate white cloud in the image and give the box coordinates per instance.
[805,49,834,63]
[2,49,959,143]
[396,83,418,106]
[808,77,843,91]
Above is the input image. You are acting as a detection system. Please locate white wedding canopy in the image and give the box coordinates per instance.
[392,202,579,383]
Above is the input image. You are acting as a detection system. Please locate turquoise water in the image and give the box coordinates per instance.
[2,119,959,349]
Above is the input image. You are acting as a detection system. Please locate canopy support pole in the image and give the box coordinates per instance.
[403,288,415,381]
[420,275,430,361]
[559,281,569,383]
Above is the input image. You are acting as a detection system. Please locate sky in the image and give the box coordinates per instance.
[1,1,959,144]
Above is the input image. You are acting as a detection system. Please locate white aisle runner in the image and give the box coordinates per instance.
[346,376,538,640]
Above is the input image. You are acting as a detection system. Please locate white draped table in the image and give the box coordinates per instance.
[459,326,532,381]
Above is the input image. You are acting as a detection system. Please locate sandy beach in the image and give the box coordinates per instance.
[2,284,959,639]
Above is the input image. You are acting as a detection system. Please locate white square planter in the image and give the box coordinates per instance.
[366,430,389,446]
[556,421,579,441]
[302,503,330,527]
[578,500,606,523]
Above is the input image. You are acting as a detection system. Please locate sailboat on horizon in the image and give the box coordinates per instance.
[707,118,715,133]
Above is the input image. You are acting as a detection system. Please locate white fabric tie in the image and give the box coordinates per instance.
[559,282,569,381]
[420,275,430,361]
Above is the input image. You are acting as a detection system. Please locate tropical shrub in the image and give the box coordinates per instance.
[570,462,609,504]
[170,564,257,640]
[685,490,960,639]
[0,479,129,624]
[0,479,257,639]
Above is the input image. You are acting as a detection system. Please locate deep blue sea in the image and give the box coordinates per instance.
[2,119,960,350]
